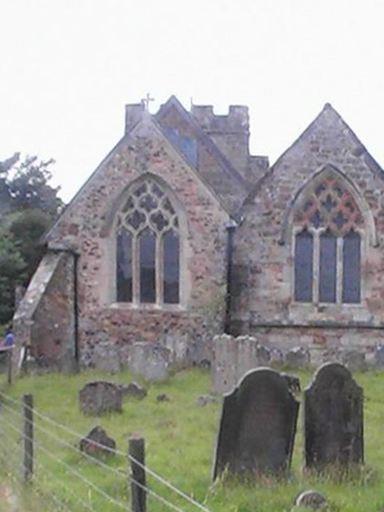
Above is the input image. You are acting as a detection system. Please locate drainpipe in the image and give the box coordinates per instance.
[224,219,238,334]
[72,251,80,365]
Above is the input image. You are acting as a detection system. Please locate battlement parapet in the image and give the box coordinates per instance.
[191,104,249,134]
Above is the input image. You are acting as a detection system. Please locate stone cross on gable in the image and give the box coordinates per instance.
[141,93,154,111]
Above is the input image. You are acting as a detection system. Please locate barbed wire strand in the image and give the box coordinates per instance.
[1,399,127,481]
[0,391,211,512]
[0,428,74,512]
[33,457,96,512]
[1,412,185,512]
[0,415,127,512]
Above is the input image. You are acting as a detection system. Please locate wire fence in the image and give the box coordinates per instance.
[0,390,212,512]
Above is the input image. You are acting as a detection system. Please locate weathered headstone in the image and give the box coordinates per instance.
[129,342,171,381]
[79,381,122,415]
[212,334,239,394]
[295,490,327,509]
[80,426,116,457]
[285,346,310,368]
[93,345,121,373]
[270,347,284,365]
[374,345,384,368]
[120,382,147,400]
[304,363,363,469]
[256,345,271,366]
[342,350,366,372]
[213,368,299,479]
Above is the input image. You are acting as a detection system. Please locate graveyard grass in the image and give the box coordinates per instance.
[0,368,384,511]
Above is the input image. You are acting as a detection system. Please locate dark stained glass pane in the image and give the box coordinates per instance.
[319,231,337,303]
[294,231,313,302]
[164,230,179,304]
[140,229,156,303]
[116,229,132,302]
[342,231,361,303]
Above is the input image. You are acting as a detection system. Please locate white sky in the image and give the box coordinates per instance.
[1,0,384,202]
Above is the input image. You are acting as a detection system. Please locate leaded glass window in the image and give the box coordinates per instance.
[116,179,180,305]
[294,174,362,304]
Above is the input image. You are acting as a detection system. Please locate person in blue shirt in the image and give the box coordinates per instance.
[4,326,15,348]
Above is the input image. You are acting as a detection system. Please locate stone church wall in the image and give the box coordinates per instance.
[45,117,231,366]
[231,105,384,353]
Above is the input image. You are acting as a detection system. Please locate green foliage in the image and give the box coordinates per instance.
[7,155,63,216]
[9,209,52,282]
[0,227,26,323]
[0,368,384,511]
[0,154,63,323]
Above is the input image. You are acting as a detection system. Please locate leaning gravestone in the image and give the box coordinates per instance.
[304,363,363,469]
[129,342,171,382]
[80,426,116,457]
[79,381,122,416]
[213,368,299,479]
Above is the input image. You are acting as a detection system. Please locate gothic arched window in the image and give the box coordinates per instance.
[293,174,363,304]
[116,179,180,305]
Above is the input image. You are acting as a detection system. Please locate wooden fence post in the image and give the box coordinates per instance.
[129,436,146,512]
[22,394,33,483]
[7,348,12,385]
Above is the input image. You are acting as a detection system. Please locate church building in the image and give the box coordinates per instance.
[13,96,384,367]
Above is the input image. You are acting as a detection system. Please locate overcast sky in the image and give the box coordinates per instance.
[1,0,384,201]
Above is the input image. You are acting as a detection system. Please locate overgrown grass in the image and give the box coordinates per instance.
[0,368,384,511]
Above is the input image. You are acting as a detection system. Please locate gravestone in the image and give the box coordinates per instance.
[80,426,116,457]
[304,363,363,469]
[374,345,384,368]
[342,350,366,372]
[120,382,147,400]
[256,344,271,366]
[129,342,171,381]
[79,381,122,415]
[285,346,310,368]
[213,368,299,479]
[93,345,121,373]
[295,490,327,509]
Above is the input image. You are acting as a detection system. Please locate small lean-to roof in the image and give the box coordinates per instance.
[241,102,384,212]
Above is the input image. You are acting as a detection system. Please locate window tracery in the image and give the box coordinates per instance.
[116,179,180,305]
[293,174,362,304]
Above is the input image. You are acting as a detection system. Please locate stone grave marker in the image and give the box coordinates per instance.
[342,350,366,372]
[304,362,363,469]
[129,342,171,381]
[285,346,310,368]
[213,368,299,479]
[79,381,122,416]
[374,345,384,368]
[80,426,116,457]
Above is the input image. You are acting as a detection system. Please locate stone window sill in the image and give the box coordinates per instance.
[109,302,187,313]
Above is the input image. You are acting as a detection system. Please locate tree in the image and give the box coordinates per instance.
[0,154,63,323]
[7,155,63,217]
[9,209,52,283]
[0,227,26,323]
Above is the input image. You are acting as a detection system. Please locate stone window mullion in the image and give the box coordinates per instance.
[313,231,320,304]
[336,236,343,304]
[156,234,164,305]
[132,234,140,304]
